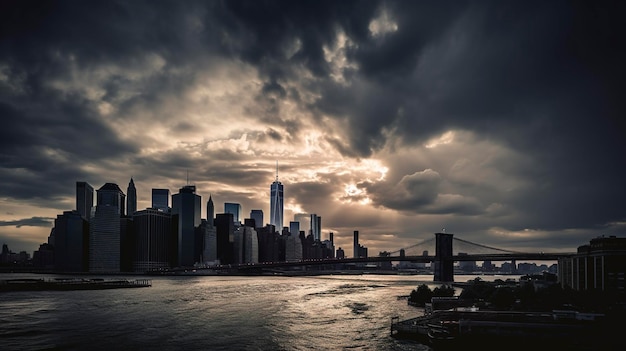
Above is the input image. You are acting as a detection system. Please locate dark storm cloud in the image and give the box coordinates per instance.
[350,1,467,80]
[201,167,271,189]
[288,181,336,212]
[221,0,380,79]
[0,101,127,205]
[305,1,626,234]
[0,217,54,228]
[361,168,485,216]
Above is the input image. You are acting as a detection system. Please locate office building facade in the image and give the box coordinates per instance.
[250,209,263,228]
[89,183,125,272]
[76,181,94,219]
[201,219,217,263]
[172,185,201,267]
[294,213,310,236]
[310,214,321,241]
[152,188,170,212]
[215,213,234,264]
[289,221,300,236]
[132,208,173,272]
[559,236,626,293]
[233,226,258,264]
[285,234,303,262]
[225,202,243,226]
[54,210,89,272]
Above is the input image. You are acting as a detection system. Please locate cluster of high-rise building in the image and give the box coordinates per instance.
[30,170,359,273]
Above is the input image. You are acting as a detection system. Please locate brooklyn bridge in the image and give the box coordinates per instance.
[166,232,575,281]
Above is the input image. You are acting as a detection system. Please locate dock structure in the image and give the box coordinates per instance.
[391,309,613,350]
[0,278,152,292]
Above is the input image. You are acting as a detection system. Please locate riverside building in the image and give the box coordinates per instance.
[89,183,125,273]
[172,185,201,267]
[53,210,89,272]
[132,208,174,272]
[559,235,626,294]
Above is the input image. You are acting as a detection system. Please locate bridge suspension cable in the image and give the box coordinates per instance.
[453,237,523,254]
[389,237,435,255]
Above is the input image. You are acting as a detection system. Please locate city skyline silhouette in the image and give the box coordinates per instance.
[1,0,625,258]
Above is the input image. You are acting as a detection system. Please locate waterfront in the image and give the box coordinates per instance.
[1,273,454,350]
[6,273,615,350]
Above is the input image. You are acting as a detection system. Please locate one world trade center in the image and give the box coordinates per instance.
[270,162,284,232]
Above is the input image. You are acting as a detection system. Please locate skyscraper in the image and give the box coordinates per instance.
[89,183,125,272]
[54,210,89,272]
[76,181,94,219]
[126,178,137,216]
[172,185,201,267]
[207,195,214,222]
[285,234,302,262]
[152,188,170,212]
[310,214,321,241]
[215,213,234,264]
[201,218,217,263]
[132,208,173,272]
[225,203,243,226]
[353,230,359,258]
[233,226,258,264]
[270,163,284,232]
[250,209,263,228]
[289,221,300,236]
[294,213,310,236]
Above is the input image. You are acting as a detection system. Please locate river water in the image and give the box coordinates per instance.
[0,273,513,350]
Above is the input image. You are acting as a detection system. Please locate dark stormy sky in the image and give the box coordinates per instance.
[1,0,625,257]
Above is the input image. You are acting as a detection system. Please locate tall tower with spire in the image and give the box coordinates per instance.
[270,161,284,232]
[207,195,214,223]
[126,178,137,217]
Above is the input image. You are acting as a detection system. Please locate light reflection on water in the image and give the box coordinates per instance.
[0,274,515,350]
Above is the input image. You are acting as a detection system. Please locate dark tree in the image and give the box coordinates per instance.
[433,285,455,297]
[408,284,433,306]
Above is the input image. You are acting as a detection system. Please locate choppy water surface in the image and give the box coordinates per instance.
[2,273,460,350]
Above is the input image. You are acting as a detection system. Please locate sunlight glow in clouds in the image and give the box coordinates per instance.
[424,130,455,149]
[369,8,399,37]
[323,31,358,84]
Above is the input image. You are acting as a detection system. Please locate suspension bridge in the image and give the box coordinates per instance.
[163,232,575,281]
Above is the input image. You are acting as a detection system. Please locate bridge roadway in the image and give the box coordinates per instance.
[174,252,574,272]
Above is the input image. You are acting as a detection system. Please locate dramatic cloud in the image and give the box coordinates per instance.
[1,0,625,257]
[0,217,54,228]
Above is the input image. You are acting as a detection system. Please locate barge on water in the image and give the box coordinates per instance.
[0,278,152,292]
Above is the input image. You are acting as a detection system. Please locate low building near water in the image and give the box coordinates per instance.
[558,235,626,294]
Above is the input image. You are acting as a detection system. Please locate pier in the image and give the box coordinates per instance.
[0,278,152,292]
[391,309,613,350]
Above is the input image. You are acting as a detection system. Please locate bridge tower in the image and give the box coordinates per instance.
[434,232,454,282]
